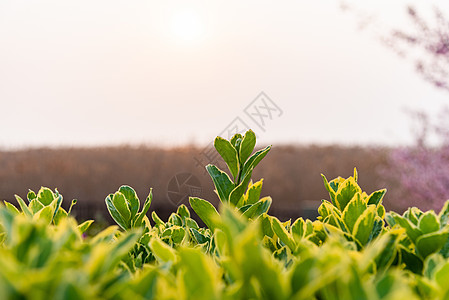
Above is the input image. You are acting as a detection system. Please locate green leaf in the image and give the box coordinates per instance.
[423,253,445,279]
[389,212,423,244]
[230,133,243,148]
[418,211,440,234]
[149,237,177,263]
[37,187,55,206]
[399,246,423,274]
[261,214,274,238]
[15,195,32,218]
[404,207,421,225]
[162,226,185,243]
[34,206,53,224]
[214,136,239,180]
[238,204,252,214]
[118,185,140,219]
[29,199,44,214]
[435,262,449,288]
[438,200,449,226]
[242,197,272,220]
[241,145,271,179]
[55,282,84,300]
[178,247,219,299]
[206,164,234,203]
[105,194,127,230]
[366,189,386,206]
[239,129,256,165]
[342,192,366,233]
[271,216,296,252]
[189,197,220,232]
[4,202,19,215]
[53,207,68,225]
[78,220,94,234]
[190,228,209,244]
[353,205,376,246]
[318,200,332,219]
[244,179,263,206]
[371,229,402,271]
[112,192,131,225]
[27,190,36,202]
[185,217,199,230]
[377,205,386,219]
[416,230,449,259]
[51,194,63,224]
[132,267,158,298]
[229,168,253,206]
[367,218,384,243]
[290,257,316,297]
[214,229,227,256]
[177,204,190,219]
[291,217,305,240]
[133,189,152,228]
[321,174,336,205]
[151,211,165,227]
[168,213,183,226]
[90,229,140,279]
[334,177,362,212]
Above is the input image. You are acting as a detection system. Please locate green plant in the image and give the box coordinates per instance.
[3,187,92,233]
[3,130,449,299]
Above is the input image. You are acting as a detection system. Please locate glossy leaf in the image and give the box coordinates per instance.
[149,237,176,264]
[342,193,366,233]
[214,136,239,180]
[416,230,449,258]
[37,187,55,206]
[239,129,256,165]
[271,216,296,252]
[353,205,376,246]
[133,189,152,228]
[189,197,220,232]
[206,164,234,203]
[118,185,140,219]
[334,177,361,211]
[367,189,386,206]
[78,220,94,234]
[241,145,271,179]
[243,179,264,206]
[229,168,253,206]
[418,211,440,234]
[105,194,127,230]
[15,195,32,218]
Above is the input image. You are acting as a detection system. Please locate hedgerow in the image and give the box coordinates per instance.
[1,130,449,299]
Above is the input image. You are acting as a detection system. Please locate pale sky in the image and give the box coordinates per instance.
[1,0,448,148]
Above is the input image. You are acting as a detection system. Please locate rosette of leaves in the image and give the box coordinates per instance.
[105,186,154,270]
[318,169,387,248]
[105,185,153,231]
[2,187,92,234]
[385,202,449,273]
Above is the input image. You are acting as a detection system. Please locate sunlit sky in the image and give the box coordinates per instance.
[1,0,449,148]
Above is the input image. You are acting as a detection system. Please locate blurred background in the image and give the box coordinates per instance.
[1,0,449,223]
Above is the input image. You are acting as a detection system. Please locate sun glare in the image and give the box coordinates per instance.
[170,10,204,43]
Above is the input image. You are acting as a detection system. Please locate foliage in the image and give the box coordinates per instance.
[2,130,449,299]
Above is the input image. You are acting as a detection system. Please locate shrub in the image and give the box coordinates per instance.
[1,130,449,299]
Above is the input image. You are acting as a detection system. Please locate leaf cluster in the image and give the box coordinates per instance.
[2,130,449,299]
